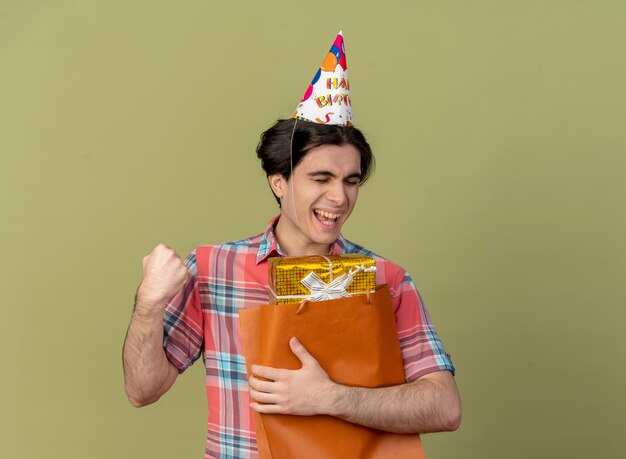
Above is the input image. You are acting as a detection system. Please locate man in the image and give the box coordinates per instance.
[123,32,460,458]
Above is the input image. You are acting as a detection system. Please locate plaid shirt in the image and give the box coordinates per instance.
[163,216,455,459]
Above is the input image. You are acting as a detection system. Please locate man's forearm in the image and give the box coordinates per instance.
[122,296,178,407]
[249,339,461,434]
[327,371,461,434]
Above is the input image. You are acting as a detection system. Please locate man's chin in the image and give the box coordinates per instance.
[307,218,344,246]
[312,230,341,246]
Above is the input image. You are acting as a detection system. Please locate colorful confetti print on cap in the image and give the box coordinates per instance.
[293,31,352,126]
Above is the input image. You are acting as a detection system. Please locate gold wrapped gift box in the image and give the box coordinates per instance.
[268,254,376,305]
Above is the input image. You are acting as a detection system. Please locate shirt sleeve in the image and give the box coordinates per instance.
[162,249,204,373]
[390,269,456,382]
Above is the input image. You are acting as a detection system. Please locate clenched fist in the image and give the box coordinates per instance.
[137,243,189,309]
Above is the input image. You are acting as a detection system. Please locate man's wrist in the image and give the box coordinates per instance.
[134,288,168,322]
[324,381,358,418]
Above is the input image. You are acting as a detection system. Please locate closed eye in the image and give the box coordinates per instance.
[308,171,362,185]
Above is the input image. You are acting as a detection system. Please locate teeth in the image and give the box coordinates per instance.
[315,209,340,220]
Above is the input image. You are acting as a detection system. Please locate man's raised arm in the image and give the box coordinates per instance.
[122,244,187,407]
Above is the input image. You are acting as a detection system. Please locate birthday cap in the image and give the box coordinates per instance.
[293,31,352,126]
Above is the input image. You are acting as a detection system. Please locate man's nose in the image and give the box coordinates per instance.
[326,182,347,205]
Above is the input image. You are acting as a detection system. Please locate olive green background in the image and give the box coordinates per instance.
[1,1,624,458]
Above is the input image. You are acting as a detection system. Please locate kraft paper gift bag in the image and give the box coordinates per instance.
[239,285,426,459]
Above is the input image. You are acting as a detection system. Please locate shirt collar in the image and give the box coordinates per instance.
[256,214,347,264]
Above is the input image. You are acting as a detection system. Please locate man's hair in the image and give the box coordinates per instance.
[256,119,375,205]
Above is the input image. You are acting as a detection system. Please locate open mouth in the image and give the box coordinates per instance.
[314,209,341,226]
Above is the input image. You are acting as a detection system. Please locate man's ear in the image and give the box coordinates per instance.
[268,173,286,200]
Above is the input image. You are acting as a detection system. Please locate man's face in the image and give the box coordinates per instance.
[269,144,362,256]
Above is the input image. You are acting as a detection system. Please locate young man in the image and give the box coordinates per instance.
[123,32,460,458]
